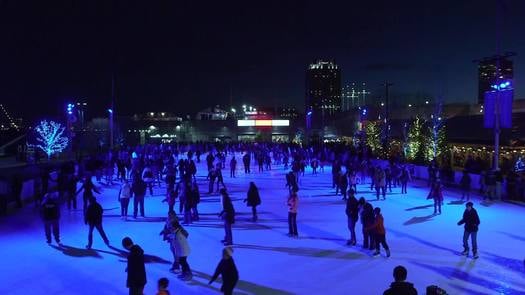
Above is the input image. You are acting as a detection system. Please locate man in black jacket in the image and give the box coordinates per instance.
[209,247,238,295]
[85,197,110,249]
[122,237,147,295]
[41,193,61,245]
[132,177,147,218]
[383,265,418,295]
[457,201,480,258]
[345,191,359,246]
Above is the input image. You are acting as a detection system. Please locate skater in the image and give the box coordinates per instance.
[190,179,200,221]
[244,182,261,221]
[230,156,237,178]
[162,187,177,214]
[457,202,480,258]
[361,201,375,250]
[242,153,251,174]
[208,167,217,194]
[118,178,132,219]
[375,167,386,200]
[427,180,443,215]
[85,197,110,249]
[345,189,359,246]
[367,207,390,257]
[41,192,61,245]
[349,170,358,193]
[171,218,193,280]
[160,211,180,273]
[157,278,170,295]
[132,176,147,218]
[219,189,235,246]
[400,166,410,194]
[142,165,155,196]
[216,163,225,192]
[460,170,471,201]
[76,176,100,216]
[383,265,418,295]
[339,172,349,200]
[287,189,299,237]
[122,237,147,295]
[209,247,239,295]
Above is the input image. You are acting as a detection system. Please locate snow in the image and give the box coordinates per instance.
[1,156,525,295]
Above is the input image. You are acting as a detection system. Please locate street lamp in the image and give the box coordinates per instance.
[408,104,412,108]
[108,108,114,149]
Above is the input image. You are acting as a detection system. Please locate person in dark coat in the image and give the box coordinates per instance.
[361,202,375,250]
[209,247,239,295]
[230,156,237,178]
[122,237,147,295]
[85,197,110,249]
[459,170,471,201]
[457,202,480,258]
[41,193,61,245]
[219,189,235,246]
[132,176,147,218]
[345,190,359,246]
[242,153,251,174]
[243,182,261,221]
[383,265,418,295]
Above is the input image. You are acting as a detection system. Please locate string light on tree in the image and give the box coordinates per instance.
[34,120,69,159]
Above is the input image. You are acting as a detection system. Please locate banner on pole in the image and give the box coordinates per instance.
[483,89,513,128]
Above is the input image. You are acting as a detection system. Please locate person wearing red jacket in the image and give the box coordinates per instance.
[366,207,391,257]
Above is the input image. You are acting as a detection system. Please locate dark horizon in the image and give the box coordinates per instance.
[1,0,524,122]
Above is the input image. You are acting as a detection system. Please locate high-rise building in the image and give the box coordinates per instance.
[305,60,342,120]
[478,57,513,104]
[342,82,370,110]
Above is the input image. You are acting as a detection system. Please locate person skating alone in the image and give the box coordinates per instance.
[122,237,147,295]
[219,189,235,246]
[287,189,299,238]
[209,247,239,295]
[367,207,390,257]
[345,189,359,246]
[85,197,110,249]
[244,182,261,222]
[427,180,443,215]
[457,202,480,259]
[41,192,62,246]
[383,265,418,295]
[132,176,147,218]
[230,156,237,178]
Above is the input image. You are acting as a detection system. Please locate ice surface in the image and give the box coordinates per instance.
[1,157,524,295]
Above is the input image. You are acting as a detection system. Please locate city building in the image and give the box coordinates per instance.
[305,60,342,122]
[342,82,370,111]
[477,57,513,104]
[278,107,300,120]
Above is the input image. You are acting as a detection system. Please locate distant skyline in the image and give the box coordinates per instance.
[1,0,524,122]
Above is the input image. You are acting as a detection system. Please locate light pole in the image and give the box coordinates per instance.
[108,108,114,150]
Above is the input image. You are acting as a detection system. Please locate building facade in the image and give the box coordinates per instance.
[305,60,342,123]
[478,57,513,104]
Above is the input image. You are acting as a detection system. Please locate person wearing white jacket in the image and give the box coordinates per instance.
[170,219,192,281]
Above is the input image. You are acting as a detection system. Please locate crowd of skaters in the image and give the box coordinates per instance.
[32,141,489,294]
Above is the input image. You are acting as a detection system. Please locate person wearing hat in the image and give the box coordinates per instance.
[41,192,62,245]
[219,188,235,246]
[457,202,480,258]
[209,247,239,295]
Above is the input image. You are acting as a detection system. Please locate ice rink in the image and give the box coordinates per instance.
[1,158,524,294]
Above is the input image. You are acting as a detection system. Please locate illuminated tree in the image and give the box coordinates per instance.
[365,120,383,155]
[426,101,448,161]
[406,116,426,163]
[34,120,69,158]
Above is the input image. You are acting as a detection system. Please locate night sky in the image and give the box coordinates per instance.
[1,0,524,121]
